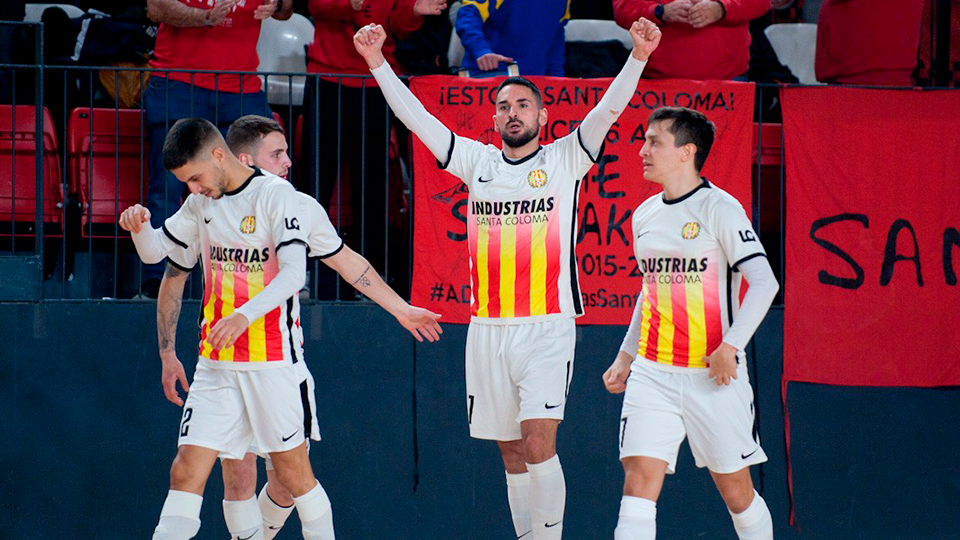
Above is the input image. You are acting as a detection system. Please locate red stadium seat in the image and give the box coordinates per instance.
[67,108,149,238]
[0,105,63,234]
[272,110,284,131]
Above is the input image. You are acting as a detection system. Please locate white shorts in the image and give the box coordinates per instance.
[180,360,319,460]
[618,360,767,474]
[465,318,576,441]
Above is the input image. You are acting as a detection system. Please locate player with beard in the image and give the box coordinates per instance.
[354,18,661,540]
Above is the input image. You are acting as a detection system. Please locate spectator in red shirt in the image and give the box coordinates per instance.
[815,0,924,86]
[142,0,292,296]
[613,0,768,80]
[301,0,445,298]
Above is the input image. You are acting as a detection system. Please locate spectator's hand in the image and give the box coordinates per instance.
[413,0,447,16]
[688,0,725,29]
[208,312,250,351]
[397,305,443,343]
[206,0,239,26]
[602,351,633,394]
[629,18,662,62]
[253,0,278,20]
[662,0,692,24]
[160,355,190,407]
[119,204,151,233]
[350,0,363,10]
[354,23,388,68]
[705,342,738,386]
[476,52,514,71]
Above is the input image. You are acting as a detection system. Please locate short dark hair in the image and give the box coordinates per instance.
[162,118,222,171]
[495,76,543,108]
[647,107,716,172]
[226,115,284,156]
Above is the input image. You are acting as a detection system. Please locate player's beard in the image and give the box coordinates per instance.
[500,122,539,149]
[210,168,229,199]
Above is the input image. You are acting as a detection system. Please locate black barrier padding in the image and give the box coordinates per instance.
[1,303,958,539]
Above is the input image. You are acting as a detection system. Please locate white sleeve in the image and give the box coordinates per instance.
[578,55,646,158]
[722,256,779,351]
[619,293,645,359]
[301,195,343,258]
[370,62,453,163]
[131,226,180,264]
[167,244,199,271]
[235,243,306,323]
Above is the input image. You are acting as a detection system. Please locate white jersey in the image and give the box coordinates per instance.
[162,169,309,370]
[442,129,599,325]
[168,192,344,269]
[630,180,766,368]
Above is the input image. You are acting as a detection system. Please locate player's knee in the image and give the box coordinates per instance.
[169,456,206,491]
[714,473,755,513]
[522,435,556,464]
[274,466,314,497]
[222,465,257,500]
[267,479,295,507]
[622,458,667,500]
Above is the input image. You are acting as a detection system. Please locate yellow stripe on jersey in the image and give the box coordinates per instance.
[529,218,548,316]
[686,277,708,368]
[462,0,490,21]
[638,290,653,359]
[655,276,675,364]
[476,223,490,318]
[218,271,236,362]
[201,281,216,358]
[499,222,516,318]
[246,269,267,362]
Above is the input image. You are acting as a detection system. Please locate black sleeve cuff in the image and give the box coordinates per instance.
[437,131,455,169]
[577,128,605,164]
[165,257,194,272]
[731,252,767,271]
[162,224,188,249]
[276,239,308,252]
[314,241,345,260]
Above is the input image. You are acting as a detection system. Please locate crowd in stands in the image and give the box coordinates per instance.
[0,0,954,298]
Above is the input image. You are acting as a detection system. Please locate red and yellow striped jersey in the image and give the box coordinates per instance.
[631,181,765,368]
[443,130,599,324]
[163,170,309,369]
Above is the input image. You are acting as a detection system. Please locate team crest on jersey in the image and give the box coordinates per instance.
[527,169,548,188]
[681,222,701,240]
[239,216,257,234]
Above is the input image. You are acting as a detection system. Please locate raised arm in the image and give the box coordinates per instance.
[579,18,661,157]
[354,23,453,162]
[120,204,183,264]
[323,245,443,342]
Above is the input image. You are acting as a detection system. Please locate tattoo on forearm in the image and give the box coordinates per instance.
[353,265,373,288]
[158,295,182,352]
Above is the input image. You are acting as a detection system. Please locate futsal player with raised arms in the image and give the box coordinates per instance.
[156,115,443,540]
[354,18,661,540]
[119,117,334,540]
[602,107,780,540]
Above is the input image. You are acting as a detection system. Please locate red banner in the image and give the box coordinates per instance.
[409,76,756,324]
[783,87,960,386]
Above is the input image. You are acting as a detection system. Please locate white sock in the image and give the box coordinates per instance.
[259,483,294,540]
[294,482,335,540]
[527,455,565,540]
[506,471,532,539]
[153,490,202,540]
[729,490,774,540]
[223,496,263,540]
[614,496,656,540]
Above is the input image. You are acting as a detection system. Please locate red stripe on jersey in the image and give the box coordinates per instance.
[514,214,532,318]
[232,269,250,362]
[487,224,501,318]
[264,305,283,360]
[468,205,480,317]
[703,265,723,356]
[210,267,224,361]
[544,203,561,314]
[643,283,660,362]
[670,271,690,367]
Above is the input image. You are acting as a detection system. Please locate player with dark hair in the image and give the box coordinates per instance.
[602,106,779,540]
[120,117,439,540]
[354,17,661,540]
[154,115,442,540]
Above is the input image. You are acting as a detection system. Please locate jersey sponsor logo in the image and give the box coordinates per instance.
[240,215,257,234]
[638,257,708,274]
[527,169,548,188]
[284,217,300,231]
[681,221,701,240]
[209,246,270,273]
[739,229,757,243]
